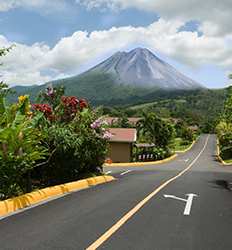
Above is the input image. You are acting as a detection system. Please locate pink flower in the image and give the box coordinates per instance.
[102,131,113,140]
[91,119,102,129]
[46,86,54,97]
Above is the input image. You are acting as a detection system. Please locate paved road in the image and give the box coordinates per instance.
[1,134,232,250]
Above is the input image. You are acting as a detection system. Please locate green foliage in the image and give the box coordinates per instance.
[133,89,225,132]
[0,95,47,199]
[137,112,175,149]
[0,84,109,199]
[223,86,232,123]
[174,120,194,142]
[39,108,108,185]
[216,84,232,161]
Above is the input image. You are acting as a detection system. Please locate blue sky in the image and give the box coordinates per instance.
[0,5,158,46]
[0,0,231,88]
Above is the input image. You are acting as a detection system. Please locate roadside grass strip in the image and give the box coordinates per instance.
[175,140,196,153]
[104,153,177,167]
[0,175,115,218]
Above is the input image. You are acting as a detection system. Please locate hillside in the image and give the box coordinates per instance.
[9,72,154,105]
[105,89,227,133]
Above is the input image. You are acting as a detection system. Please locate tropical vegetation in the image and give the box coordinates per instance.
[216,75,232,162]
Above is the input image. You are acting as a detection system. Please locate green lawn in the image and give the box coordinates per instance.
[172,138,192,152]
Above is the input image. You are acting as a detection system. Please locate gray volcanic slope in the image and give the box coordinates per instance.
[86,47,203,90]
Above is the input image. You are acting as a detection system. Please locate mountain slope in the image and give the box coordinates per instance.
[87,48,203,89]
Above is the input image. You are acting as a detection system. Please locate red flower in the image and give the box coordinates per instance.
[32,104,53,119]
[61,96,79,115]
[79,99,88,110]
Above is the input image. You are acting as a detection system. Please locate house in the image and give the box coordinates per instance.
[107,128,137,163]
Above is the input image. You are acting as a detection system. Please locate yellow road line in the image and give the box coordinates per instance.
[86,135,210,250]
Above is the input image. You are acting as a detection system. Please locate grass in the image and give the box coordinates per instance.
[172,138,192,152]
[224,159,232,164]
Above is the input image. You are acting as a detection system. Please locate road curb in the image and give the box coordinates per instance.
[216,139,232,166]
[104,154,177,167]
[0,175,115,217]
[175,140,196,153]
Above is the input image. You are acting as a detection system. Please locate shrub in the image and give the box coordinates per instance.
[0,94,47,199]
[31,86,109,186]
[38,109,108,185]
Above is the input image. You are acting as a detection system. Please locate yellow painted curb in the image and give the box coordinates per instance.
[104,154,177,167]
[175,140,196,153]
[0,175,115,218]
[216,139,232,166]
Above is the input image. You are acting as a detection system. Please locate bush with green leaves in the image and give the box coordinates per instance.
[37,110,108,185]
[216,78,232,161]
[174,120,194,143]
[0,92,47,199]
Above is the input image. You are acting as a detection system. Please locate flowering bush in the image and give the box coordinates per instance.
[29,86,109,186]
[0,83,109,199]
[32,104,53,120]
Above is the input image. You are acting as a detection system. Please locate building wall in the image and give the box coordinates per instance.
[108,142,132,163]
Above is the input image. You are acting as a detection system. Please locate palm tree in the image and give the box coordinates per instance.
[137,112,157,144]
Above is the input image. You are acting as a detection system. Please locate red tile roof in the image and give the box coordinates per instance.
[108,128,137,143]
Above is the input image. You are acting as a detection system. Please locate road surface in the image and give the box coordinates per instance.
[0,134,232,250]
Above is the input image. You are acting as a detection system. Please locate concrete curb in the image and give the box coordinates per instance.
[216,139,232,166]
[175,140,196,153]
[0,175,115,217]
[104,154,177,167]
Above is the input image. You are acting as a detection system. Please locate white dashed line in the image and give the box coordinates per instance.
[105,171,112,175]
[120,170,133,176]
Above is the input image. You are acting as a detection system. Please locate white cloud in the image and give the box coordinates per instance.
[78,0,232,36]
[0,18,232,86]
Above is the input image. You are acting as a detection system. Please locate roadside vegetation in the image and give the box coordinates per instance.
[216,75,232,162]
[0,83,111,200]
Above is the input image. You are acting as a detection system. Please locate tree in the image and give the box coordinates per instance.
[137,112,175,148]
[216,80,232,161]
[223,86,232,123]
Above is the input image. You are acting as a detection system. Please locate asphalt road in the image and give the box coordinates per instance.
[1,134,232,250]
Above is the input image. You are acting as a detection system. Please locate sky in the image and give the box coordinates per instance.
[0,0,231,88]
